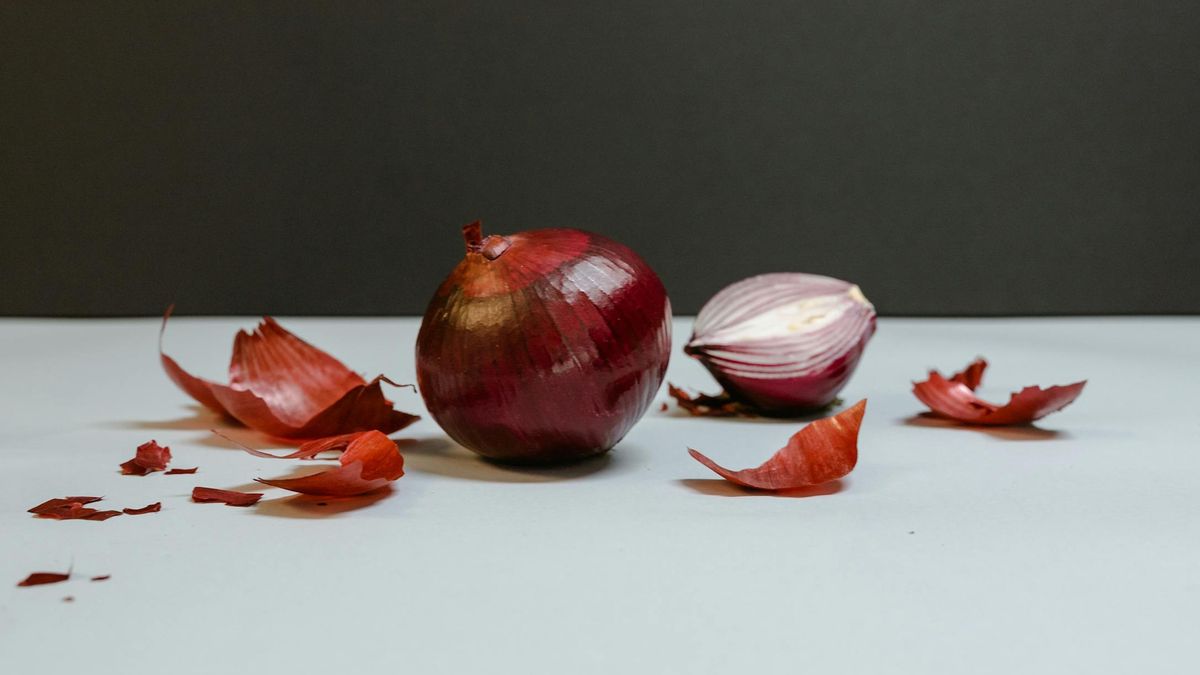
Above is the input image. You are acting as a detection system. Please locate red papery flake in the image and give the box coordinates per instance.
[165,467,198,474]
[255,431,404,497]
[123,502,162,515]
[667,384,762,418]
[29,496,123,521]
[912,359,1086,426]
[17,571,70,587]
[91,575,110,582]
[191,487,263,507]
[949,358,988,390]
[689,400,866,491]
[120,440,172,475]
[159,307,419,440]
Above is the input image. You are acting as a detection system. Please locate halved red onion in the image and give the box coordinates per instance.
[684,273,876,414]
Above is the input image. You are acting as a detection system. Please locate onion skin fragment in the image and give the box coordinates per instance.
[160,308,418,441]
[912,359,1086,426]
[416,222,672,465]
[685,273,876,414]
[689,399,866,491]
[253,431,405,497]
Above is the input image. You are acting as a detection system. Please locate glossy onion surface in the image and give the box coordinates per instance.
[685,273,875,414]
[416,224,672,464]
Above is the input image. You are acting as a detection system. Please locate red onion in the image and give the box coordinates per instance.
[684,273,876,414]
[416,222,672,464]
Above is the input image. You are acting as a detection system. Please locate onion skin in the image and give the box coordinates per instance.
[685,273,876,415]
[416,223,671,464]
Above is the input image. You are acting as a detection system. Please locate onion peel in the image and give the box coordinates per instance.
[119,440,171,475]
[913,359,1086,426]
[191,487,263,506]
[17,570,71,587]
[160,306,419,440]
[689,399,865,490]
[254,430,404,497]
[28,496,122,521]
[122,502,162,515]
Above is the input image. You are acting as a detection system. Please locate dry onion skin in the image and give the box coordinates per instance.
[191,487,263,507]
[17,571,71,587]
[251,431,405,497]
[684,273,876,415]
[160,308,418,441]
[416,222,672,464]
[689,399,866,491]
[912,358,1086,426]
[28,496,122,521]
[119,440,172,475]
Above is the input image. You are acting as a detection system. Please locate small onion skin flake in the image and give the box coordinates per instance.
[689,399,866,491]
[416,222,672,464]
[191,487,263,506]
[29,496,122,521]
[668,384,776,418]
[685,273,876,415]
[255,430,404,497]
[120,440,171,475]
[913,359,1086,426]
[17,571,71,587]
[160,308,419,440]
[123,502,162,515]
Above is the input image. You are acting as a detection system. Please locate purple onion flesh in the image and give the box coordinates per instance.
[685,273,876,414]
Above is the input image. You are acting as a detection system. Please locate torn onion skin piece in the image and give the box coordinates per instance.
[120,440,172,475]
[669,384,840,419]
[159,307,419,440]
[123,502,162,515]
[28,497,122,521]
[255,431,404,497]
[912,360,1086,426]
[668,384,761,418]
[91,575,110,582]
[17,571,71,587]
[689,400,866,491]
[191,487,263,507]
[29,496,102,515]
[165,467,198,475]
[949,358,988,390]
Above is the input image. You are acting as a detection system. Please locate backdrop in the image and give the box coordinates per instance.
[3,2,1198,316]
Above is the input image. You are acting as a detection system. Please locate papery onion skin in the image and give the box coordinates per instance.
[685,273,875,414]
[416,222,672,464]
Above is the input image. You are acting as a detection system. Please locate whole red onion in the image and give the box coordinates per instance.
[685,273,875,414]
[416,222,672,464]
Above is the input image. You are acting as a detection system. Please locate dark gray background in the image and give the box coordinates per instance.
[3,1,1198,316]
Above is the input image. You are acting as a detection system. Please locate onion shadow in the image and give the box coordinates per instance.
[902,413,1067,441]
[101,406,278,449]
[253,487,396,519]
[399,435,618,483]
[677,478,845,498]
[102,405,226,431]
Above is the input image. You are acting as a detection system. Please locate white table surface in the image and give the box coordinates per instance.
[1,316,1196,674]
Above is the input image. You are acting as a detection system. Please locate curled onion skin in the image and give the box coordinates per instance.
[685,273,875,414]
[416,223,672,464]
